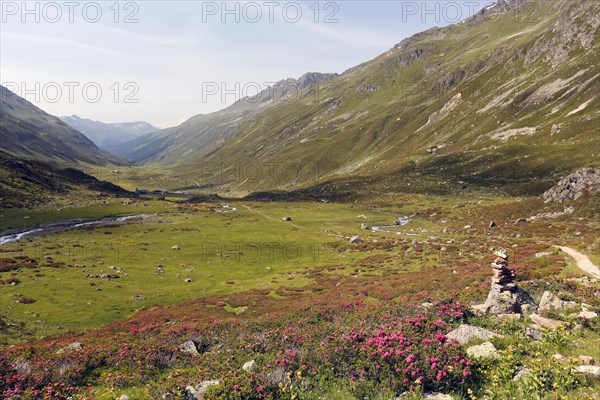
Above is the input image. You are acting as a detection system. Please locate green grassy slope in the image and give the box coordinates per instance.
[160,0,599,196]
[0,86,125,167]
[0,150,132,209]
[114,73,338,164]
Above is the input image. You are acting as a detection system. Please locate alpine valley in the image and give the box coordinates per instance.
[1,1,599,399]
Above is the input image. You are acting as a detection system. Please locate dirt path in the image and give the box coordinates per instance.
[556,246,600,278]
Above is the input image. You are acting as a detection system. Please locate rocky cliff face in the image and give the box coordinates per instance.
[543,168,600,203]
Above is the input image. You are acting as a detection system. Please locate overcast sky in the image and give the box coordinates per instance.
[1,1,491,128]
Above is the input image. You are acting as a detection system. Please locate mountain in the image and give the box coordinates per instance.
[60,115,157,152]
[0,86,124,166]
[114,72,338,164]
[0,150,131,209]
[136,0,599,196]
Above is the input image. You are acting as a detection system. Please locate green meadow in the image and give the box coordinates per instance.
[1,200,417,342]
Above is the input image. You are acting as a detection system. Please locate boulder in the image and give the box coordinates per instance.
[484,286,537,315]
[424,393,454,400]
[242,359,256,371]
[466,342,499,360]
[185,380,221,400]
[498,313,522,321]
[538,291,578,313]
[513,366,531,381]
[398,392,453,400]
[489,221,497,228]
[535,252,553,258]
[525,327,543,340]
[179,340,200,356]
[282,216,292,221]
[184,278,193,283]
[349,236,363,244]
[579,356,595,365]
[471,304,490,315]
[446,324,503,345]
[56,342,83,354]
[575,365,600,378]
[514,218,527,224]
[578,310,598,319]
[530,314,568,330]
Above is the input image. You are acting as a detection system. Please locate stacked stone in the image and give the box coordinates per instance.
[473,249,537,315]
[490,250,516,291]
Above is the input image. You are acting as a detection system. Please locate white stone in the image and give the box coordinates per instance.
[467,342,499,359]
[243,359,256,371]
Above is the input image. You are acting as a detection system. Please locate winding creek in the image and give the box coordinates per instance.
[0,214,156,246]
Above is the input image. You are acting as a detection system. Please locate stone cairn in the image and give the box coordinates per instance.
[491,250,516,291]
[473,249,537,315]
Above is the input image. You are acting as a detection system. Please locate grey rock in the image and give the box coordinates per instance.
[513,366,531,381]
[575,365,600,378]
[538,291,578,313]
[56,342,83,354]
[579,356,595,365]
[526,327,543,340]
[179,340,200,356]
[484,286,537,315]
[471,304,490,315]
[467,342,499,359]
[424,393,454,400]
[447,324,503,345]
[530,314,568,330]
[185,380,221,400]
[242,359,256,371]
[498,313,522,321]
[349,235,363,244]
[398,393,453,400]
[543,168,600,203]
[578,310,598,319]
[13,357,32,374]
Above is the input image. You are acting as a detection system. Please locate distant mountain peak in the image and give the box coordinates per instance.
[59,115,158,152]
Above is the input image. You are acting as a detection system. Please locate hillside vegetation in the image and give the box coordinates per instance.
[117,0,599,197]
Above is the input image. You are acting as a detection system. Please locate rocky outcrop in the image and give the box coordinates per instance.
[426,92,463,125]
[543,168,600,203]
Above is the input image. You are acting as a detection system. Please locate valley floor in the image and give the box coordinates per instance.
[1,192,599,399]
